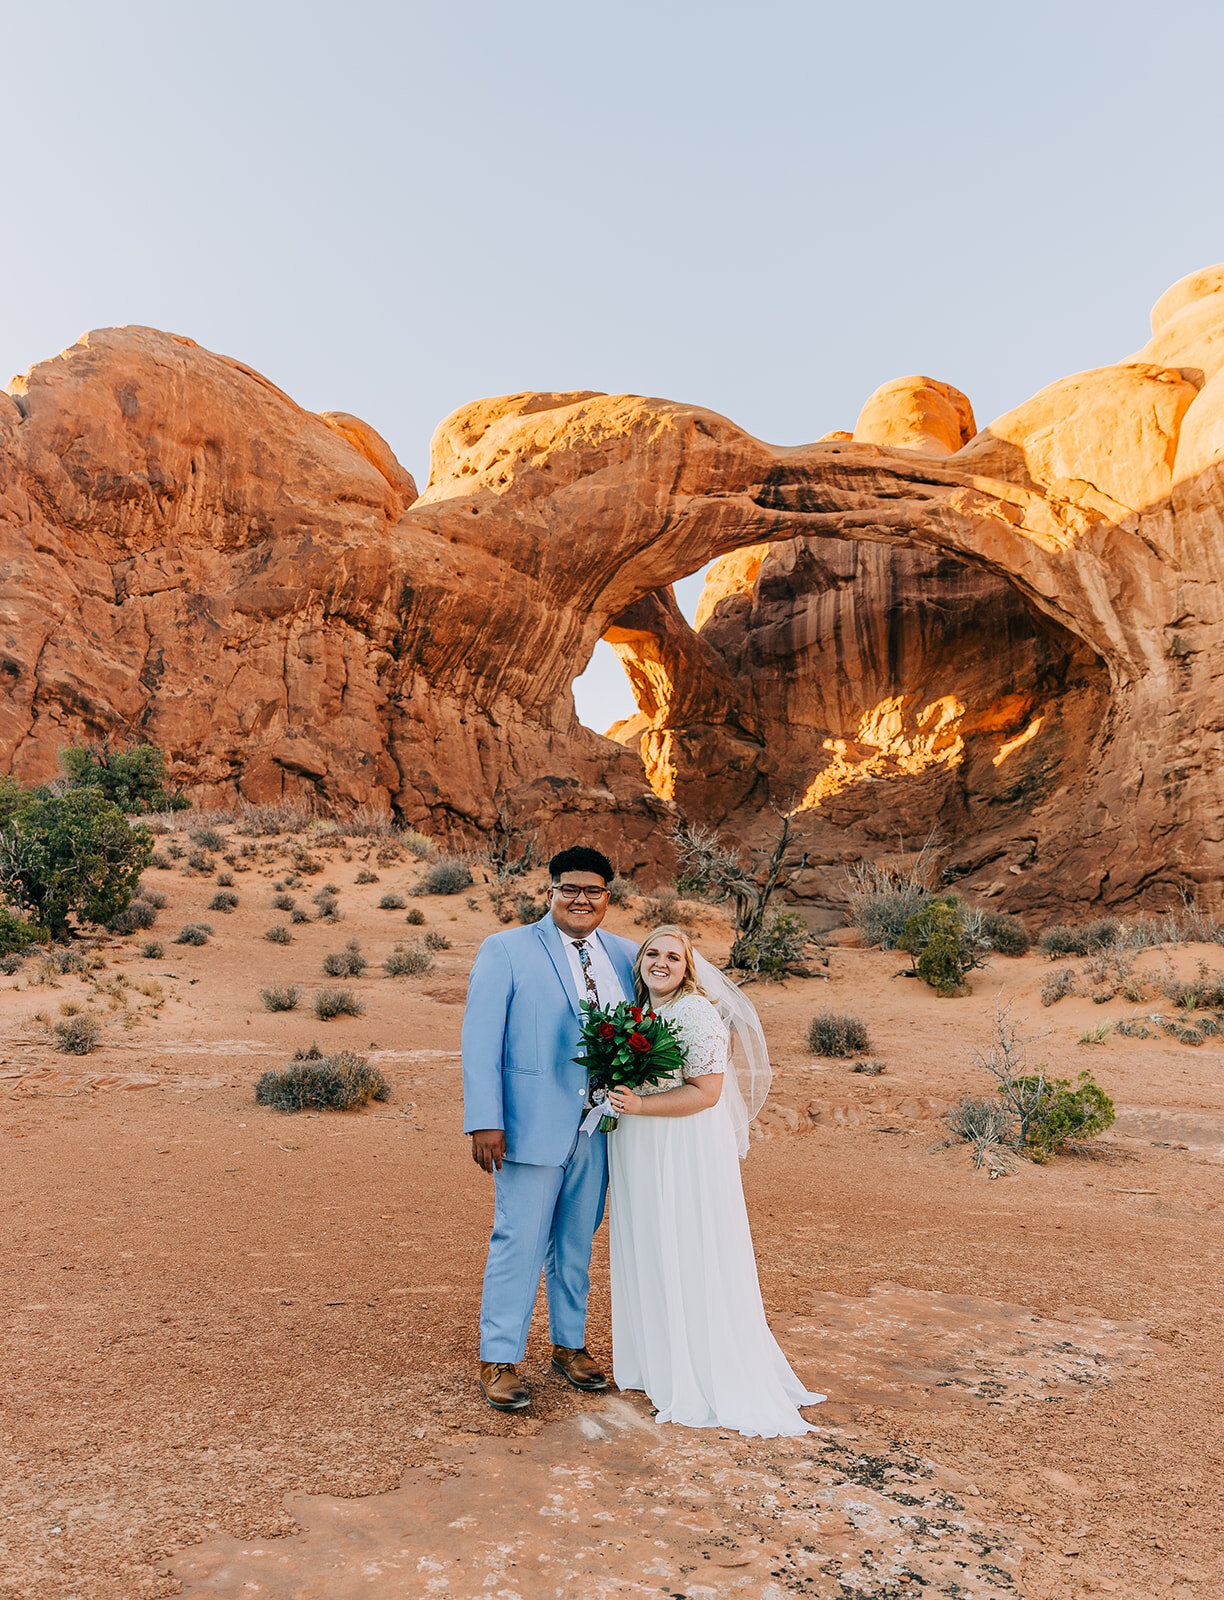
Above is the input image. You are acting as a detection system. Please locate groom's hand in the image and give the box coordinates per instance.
[471,1129,506,1173]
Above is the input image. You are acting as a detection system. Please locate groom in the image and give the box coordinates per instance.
[462,845,638,1411]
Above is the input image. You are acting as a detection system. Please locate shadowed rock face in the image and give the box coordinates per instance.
[3,268,1224,912]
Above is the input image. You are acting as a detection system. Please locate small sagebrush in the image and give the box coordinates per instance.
[140,939,164,959]
[1040,967,1077,1007]
[414,859,474,896]
[0,951,25,975]
[216,871,234,887]
[322,938,366,977]
[355,869,379,885]
[272,893,296,912]
[378,892,407,910]
[424,930,451,951]
[106,900,158,935]
[53,1013,102,1054]
[313,889,341,920]
[384,943,434,977]
[173,922,213,946]
[264,924,292,945]
[190,827,226,853]
[261,982,302,1012]
[806,1011,871,1056]
[943,1096,1016,1171]
[313,985,364,1020]
[979,910,1031,956]
[255,1047,389,1112]
[405,908,425,926]
[135,887,168,909]
[290,908,311,925]
[635,888,695,928]
[1039,920,1123,958]
[208,890,239,913]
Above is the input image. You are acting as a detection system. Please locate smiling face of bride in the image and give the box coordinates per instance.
[638,933,689,1002]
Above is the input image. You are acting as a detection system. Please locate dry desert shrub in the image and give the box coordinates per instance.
[978,909,1031,955]
[173,922,213,946]
[322,939,366,977]
[354,868,379,885]
[313,889,341,921]
[53,1012,102,1054]
[405,907,425,926]
[231,798,318,837]
[384,943,433,977]
[805,1011,871,1057]
[635,888,696,928]
[378,892,407,910]
[414,858,474,896]
[272,893,296,912]
[136,887,168,908]
[106,900,158,935]
[216,871,234,887]
[264,924,292,945]
[208,890,239,913]
[140,939,164,959]
[1038,919,1123,958]
[608,875,632,906]
[255,1046,390,1111]
[313,985,364,1020]
[290,908,311,924]
[260,983,301,1012]
[423,929,451,951]
[852,1059,887,1076]
[189,826,226,853]
[0,951,26,975]
[943,1096,1016,1171]
[1040,967,1078,1007]
[844,843,937,949]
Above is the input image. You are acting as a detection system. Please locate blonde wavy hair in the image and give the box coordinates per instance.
[634,924,706,1008]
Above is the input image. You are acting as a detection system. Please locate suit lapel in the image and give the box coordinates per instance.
[537,916,582,1019]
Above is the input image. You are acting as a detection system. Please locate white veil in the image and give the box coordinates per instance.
[692,949,771,1158]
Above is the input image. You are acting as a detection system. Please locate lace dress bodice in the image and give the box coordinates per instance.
[641,992,729,1095]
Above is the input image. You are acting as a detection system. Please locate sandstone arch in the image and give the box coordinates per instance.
[2,265,1223,914]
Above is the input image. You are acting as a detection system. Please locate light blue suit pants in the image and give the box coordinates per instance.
[479,1126,608,1363]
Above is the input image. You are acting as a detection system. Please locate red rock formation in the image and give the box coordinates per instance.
[3,266,1224,914]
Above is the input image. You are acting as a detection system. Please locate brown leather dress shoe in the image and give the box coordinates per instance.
[480,1361,530,1411]
[551,1345,608,1391]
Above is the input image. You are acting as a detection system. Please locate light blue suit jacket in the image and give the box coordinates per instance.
[461,916,639,1167]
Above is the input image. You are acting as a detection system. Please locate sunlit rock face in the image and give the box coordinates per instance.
[3,265,1224,913]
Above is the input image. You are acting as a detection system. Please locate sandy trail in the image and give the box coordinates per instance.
[2,829,1222,1598]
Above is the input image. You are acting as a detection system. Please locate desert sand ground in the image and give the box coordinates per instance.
[2,821,1222,1600]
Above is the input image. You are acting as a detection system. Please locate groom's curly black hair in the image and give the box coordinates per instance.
[548,845,615,884]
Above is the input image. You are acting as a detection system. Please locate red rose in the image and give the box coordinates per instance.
[628,1031,650,1052]
[599,1022,615,1040]
[630,1006,642,1023]
[647,1010,656,1019]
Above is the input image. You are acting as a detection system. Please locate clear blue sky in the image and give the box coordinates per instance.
[4,1,1222,733]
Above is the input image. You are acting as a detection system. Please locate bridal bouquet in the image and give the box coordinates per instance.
[574,999,687,1132]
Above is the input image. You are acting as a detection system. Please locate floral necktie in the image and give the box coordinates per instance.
[573,938,600,1005]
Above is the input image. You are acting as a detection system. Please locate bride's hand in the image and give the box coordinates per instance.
[608,1087,642,1115]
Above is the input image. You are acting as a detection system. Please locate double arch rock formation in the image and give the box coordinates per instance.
[2,267,1223,915]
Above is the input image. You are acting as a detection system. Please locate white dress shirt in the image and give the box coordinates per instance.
[557,926,627,1008]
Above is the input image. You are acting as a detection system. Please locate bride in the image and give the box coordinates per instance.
[606,924,826,1437]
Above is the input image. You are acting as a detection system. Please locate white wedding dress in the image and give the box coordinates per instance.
[608,991,826,1438]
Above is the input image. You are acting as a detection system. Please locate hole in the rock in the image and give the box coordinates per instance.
[572,563,713,735]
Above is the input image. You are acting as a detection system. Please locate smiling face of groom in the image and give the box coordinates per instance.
[548,872,611,938]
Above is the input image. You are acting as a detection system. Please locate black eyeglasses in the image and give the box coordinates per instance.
[552,884,609,902]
